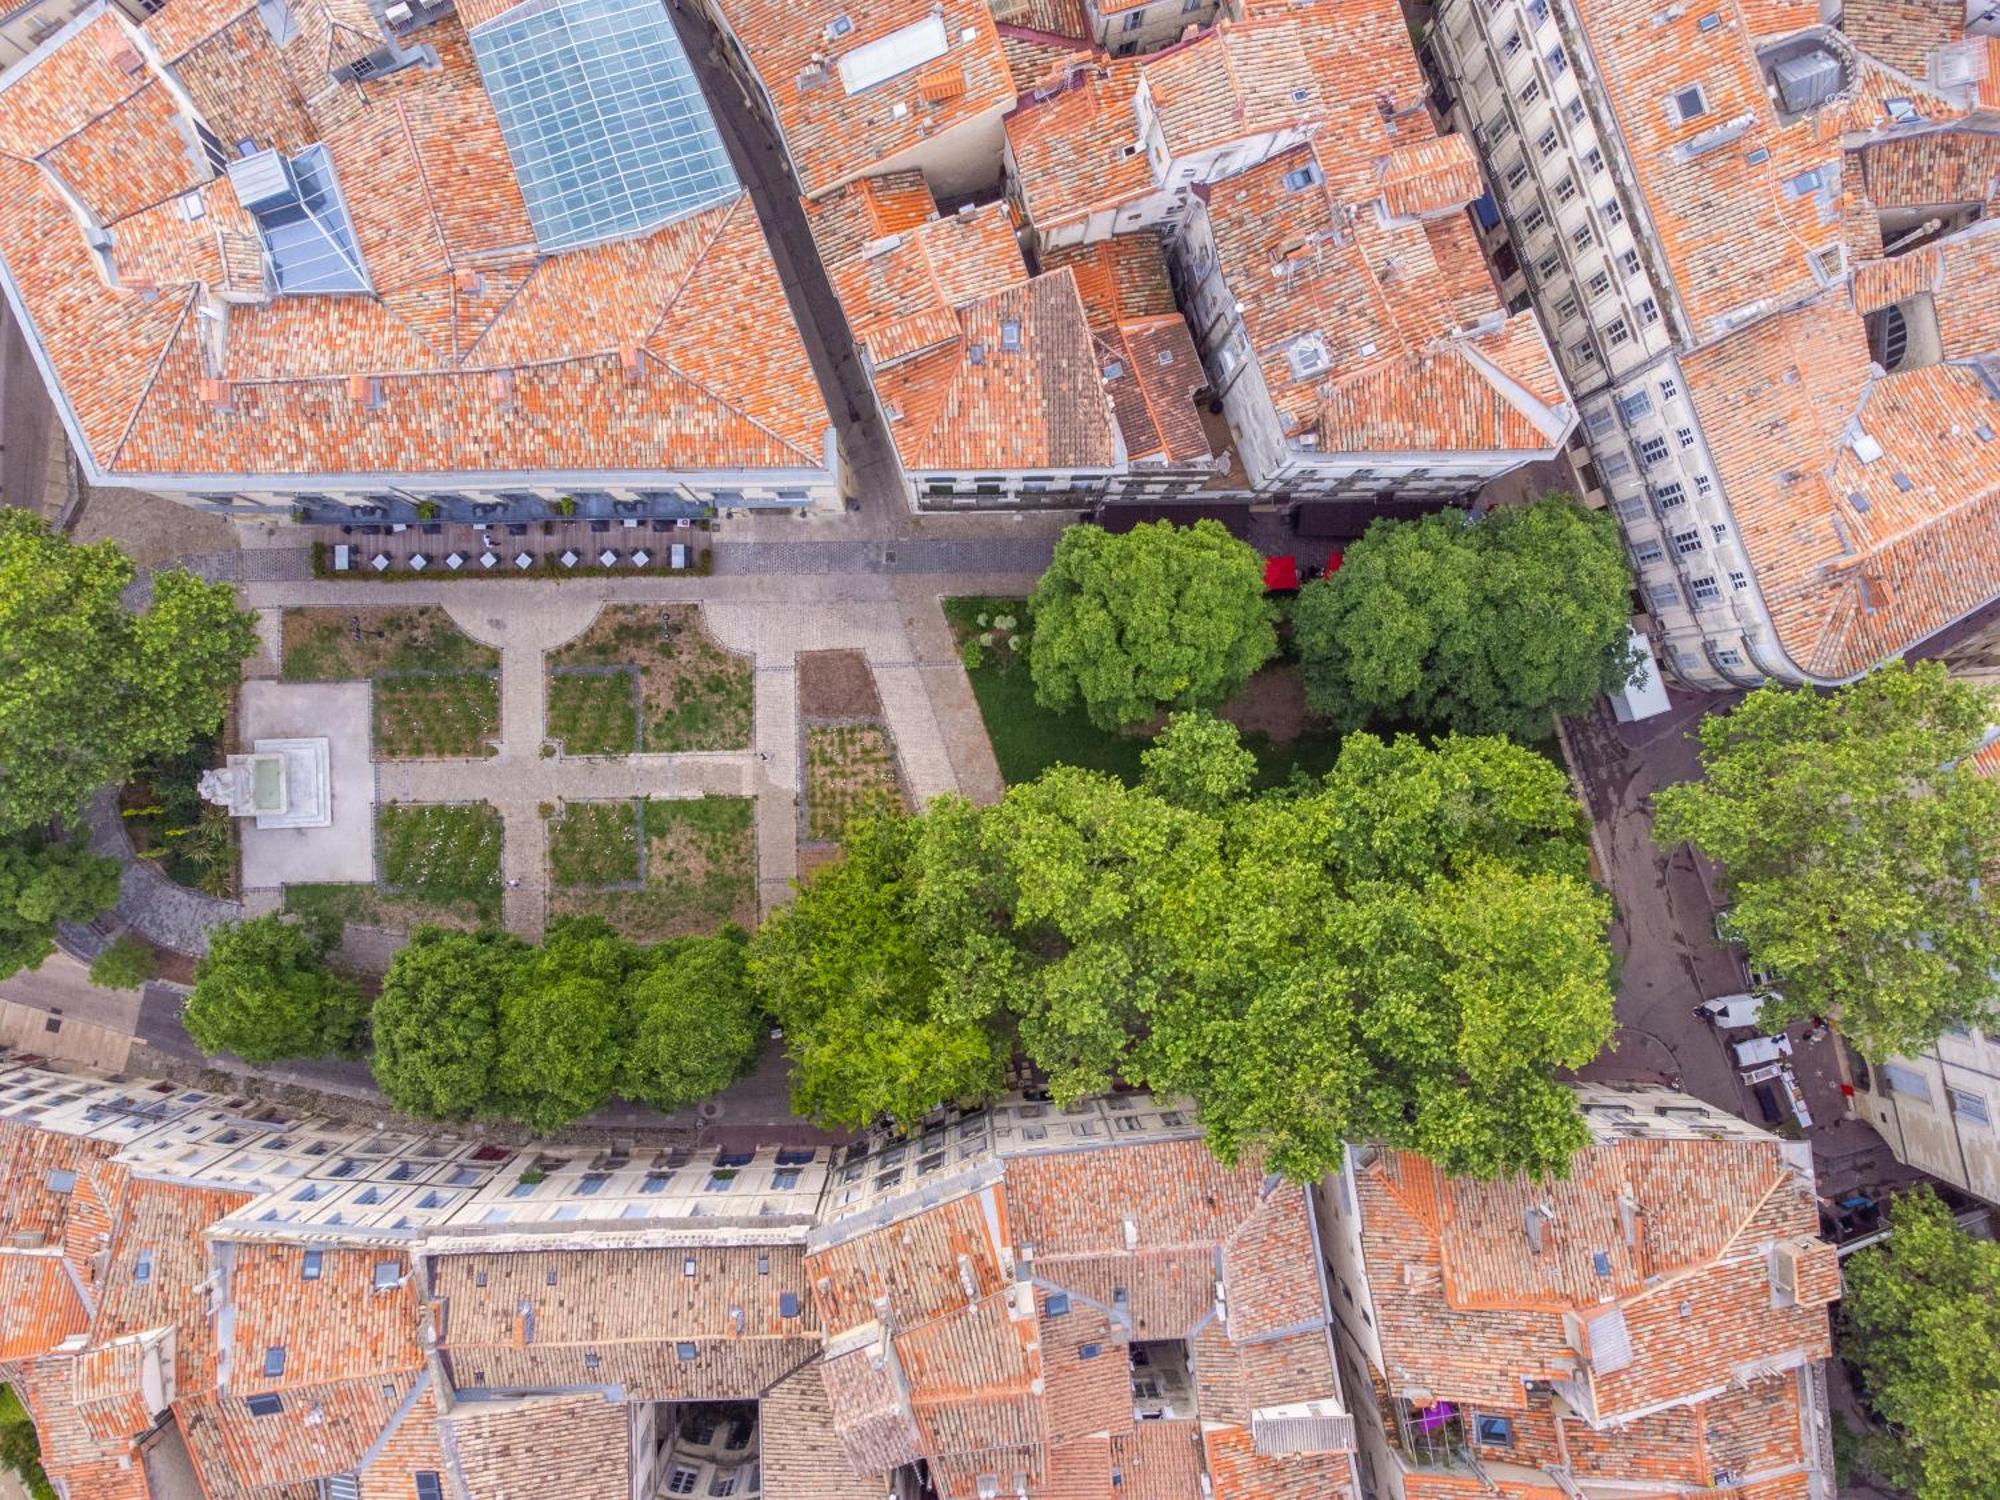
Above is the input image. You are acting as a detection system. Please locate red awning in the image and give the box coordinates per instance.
[1325,549,1344,576]
[1265,555,1299,591]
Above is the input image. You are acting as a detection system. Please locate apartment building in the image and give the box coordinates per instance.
[0,0,840,525]
[0,1055,1355,1500]
[1315,1084,1841,1499]
[1850,1024,2000,1207]
[1425,0,2000,687]
[1003,3,1575,499]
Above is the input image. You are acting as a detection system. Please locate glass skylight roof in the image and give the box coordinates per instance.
[471,0,738,252]
[240,146,370,295]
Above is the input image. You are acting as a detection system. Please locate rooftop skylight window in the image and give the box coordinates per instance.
[228,146,371,295]
[471,0,737,251]
[836,14,948,95]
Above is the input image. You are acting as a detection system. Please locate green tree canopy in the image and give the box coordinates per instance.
[617,927,765,1112]
[752,718,1614,1180]
[1028,520,1277,731]
[184,914,364,1063]
[0,833,121,979]
[1293,496,1637,739]
[371,927,527,1120]
[496,916,631,1133]
[0,513,258,837]
[1841,1187,2000,1499]
[1652,661,2000,1060]
[88,936,155,991]
[749,816,1008,1129]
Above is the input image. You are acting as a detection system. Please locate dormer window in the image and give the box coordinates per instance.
[1281,162,1321,193]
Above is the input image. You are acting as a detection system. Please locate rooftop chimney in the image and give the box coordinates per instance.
[621,345,645,382]
[349,374,383,410]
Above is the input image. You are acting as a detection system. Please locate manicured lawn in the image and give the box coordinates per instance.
[372,673,500,759]
[546,671,638,756]
[377,803,503,920]
[548,605,752,752]
[804,725,906,843]
[547,800,642,888]
[550,795,756,939]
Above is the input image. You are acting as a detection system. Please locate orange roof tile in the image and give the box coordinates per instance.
[1355,1131,1832,1426]
[0,1250,89,1362]
[1204,143,1568,455]
[876,267,1122,474]
[1681,291,2000,677]
[438,1391,631,1499]
[1137,20,1318,158]
[1004,58,1156,235]
[711,0,1017,198]
[0,8,832,488]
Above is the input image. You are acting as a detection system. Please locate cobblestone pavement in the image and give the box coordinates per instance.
[79,788,242,957]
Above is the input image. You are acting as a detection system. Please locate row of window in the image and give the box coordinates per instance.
[1881,1062,1994,1123]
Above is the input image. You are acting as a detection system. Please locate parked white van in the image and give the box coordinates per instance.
[1695,993,1765,1029]
[1731,1033,1795,1069]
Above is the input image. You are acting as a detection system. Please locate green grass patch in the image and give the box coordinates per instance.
[377,804,503,919]
[548,605,752,752]
[283,607,499,681]
[547,671,638,756]
[282,882,386,929]
[372,674,500,759]
[548,801,642,888]
[551,796,755,939]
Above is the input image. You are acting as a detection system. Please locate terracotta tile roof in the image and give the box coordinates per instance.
[760,1356,891,1500]
[1377,134,1484,220]
[1004,58,1155,235]
[1680,290,2000,677]
[1000,31,1093,95]
[0,9,832,486]
[187,1375,428,1495]
[11,1355,153,1500]
[437,1391,630,1500]
[802,1137,1348,1498]
[432,1246,821,1399]
[1972,735,2000,777]
[0,1117,117,1245]
[807,181,1027,366]
[876,267,1123,473]
[78,1177,255,1434]
[1137,20,1319,158]
[1841,0,1963,75]
[1928,221,2000,358]
[1355,1133,1831,1425]
[1043,238,1210,464]
[354,1383,448,1500]
[0,1250,88,1361]
[1858,128,2000,210]
[227,1244,423,1396]
[1560,0,1976,341]
[711,0,1016,199]
[1205,142,1569,455]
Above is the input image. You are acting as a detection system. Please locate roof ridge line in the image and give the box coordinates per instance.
[105,285,202,474]
[455,259,544,367]
[651,348,820,466]
[640,193,744,349]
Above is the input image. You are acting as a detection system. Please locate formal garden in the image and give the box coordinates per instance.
[546,605,752,754]
[283,802,504,933]
[282,607,500,759]
[796,649,909,852]
[546,795,756,939]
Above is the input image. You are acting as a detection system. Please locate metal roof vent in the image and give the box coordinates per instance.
[1773,47,1842,114]
[228,149,298,215]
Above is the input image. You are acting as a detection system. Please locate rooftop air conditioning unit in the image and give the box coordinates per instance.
[384,1,413,22]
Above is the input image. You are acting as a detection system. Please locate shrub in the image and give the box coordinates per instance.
[89,937,155,991]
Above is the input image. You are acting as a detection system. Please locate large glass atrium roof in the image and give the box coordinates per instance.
[470,0,739,252]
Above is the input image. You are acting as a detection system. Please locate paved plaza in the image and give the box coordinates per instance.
[235,680,375,888]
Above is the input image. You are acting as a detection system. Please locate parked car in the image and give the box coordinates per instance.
[1731,1033,1795,1068]
[1695,993,1765,1029]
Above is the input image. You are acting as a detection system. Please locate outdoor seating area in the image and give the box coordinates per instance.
[320,519,706,576]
